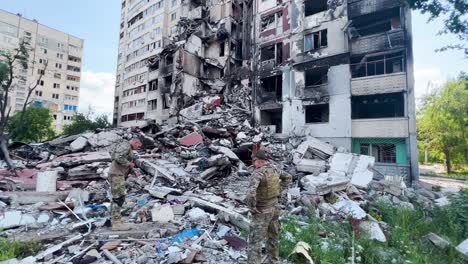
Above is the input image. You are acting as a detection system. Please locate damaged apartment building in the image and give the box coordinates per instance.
[253,0,418,182]
[114,0,252,125]
[114,0,418,182]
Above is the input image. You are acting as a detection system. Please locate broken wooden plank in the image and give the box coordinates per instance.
[136,159,175,182]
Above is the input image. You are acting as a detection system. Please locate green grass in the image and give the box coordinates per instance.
[0,240,40,261]
[280,190,468,264]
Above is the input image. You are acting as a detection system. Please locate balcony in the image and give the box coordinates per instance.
[348,0,402,19]
[352,118,409,138]
[350,29,405,55]
[351,72,407,95]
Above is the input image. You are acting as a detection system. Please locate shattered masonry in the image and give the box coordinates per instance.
[114,0,418,182]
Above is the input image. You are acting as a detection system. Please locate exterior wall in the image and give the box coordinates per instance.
[0,9,84,132]
[253,0,418,182]
[352,118,409,138]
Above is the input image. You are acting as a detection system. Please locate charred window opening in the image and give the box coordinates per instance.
[261,75,282,101]
[351,8,401,37]
[352,92,404,119]
[360,143,396,163]
[351,51,405,78]
[220,42,225,56]
[149,79,158,91]
[260,43,283,64]
[162,94,170,109]
[261,14,275,32]
[164,75,172,87]
[304,29,327,51]
[305,0,327,17]
[305,67,328,87]
[149,59,159,71]
[128,12,143,27]
[261,108,282,133]
[148,99,158,111]
[166,54,174,66]
[305,104,329,123]
[261,45,275,61]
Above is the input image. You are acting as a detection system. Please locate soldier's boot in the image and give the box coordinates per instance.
[111,219,132,231]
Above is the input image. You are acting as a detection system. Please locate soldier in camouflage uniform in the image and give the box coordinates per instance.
[109,138,142,231]
[246,149,292,264]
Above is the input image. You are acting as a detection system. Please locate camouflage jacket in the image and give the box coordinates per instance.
[246,164,292,210]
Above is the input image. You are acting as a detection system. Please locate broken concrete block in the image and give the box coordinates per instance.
[350,155,375,189]
[151,204,174,223]
[295,159,327,174]
[0,211,36,229]
[179,132,203,147]
[294,137,335,163]
[36,171,58,192]
[171,204,185,215]
[209,145,239,161]
[423,233,451,249]
[456,238,468,258]
[37,152,111,168]
[333,199,367,219]
[70,136,88,152]
[301,173,350,195]
[359,221,387,242]
[200,166,219,179]
[146,186,182,199]
[87,131,120,147]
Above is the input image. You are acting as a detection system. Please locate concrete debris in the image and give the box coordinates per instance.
[0,94,454,264]
[423,233,451,249]
[456,238,468,258]
[359,221,387,242]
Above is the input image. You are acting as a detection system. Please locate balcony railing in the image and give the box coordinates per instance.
[348,0,402,19]
[350,29,405,55]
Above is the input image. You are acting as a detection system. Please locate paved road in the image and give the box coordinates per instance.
[420,175,467,190]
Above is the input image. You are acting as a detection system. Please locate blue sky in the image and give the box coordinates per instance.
[1,0,467,114]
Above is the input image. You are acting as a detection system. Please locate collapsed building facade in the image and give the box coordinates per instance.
[253,0,418,182]
[114,0,418,182]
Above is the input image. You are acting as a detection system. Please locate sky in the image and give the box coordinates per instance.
[1,0,467,116]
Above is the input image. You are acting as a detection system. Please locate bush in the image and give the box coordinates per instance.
[63,113,111,136]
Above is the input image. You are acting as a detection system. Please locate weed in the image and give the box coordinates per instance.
[0,240,40,261]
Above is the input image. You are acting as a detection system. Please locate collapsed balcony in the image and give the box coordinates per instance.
[348,8,405,55]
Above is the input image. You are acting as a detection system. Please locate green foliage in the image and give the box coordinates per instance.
[406,0,467,55]
[417,75,468,172]
[8,106,55,143]
[0,240,40,261]
[280,191,468,263]
[63,113,111,136]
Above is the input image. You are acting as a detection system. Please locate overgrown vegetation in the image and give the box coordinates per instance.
[63,113,111,136]
[8,106,55,143]
[0,240,40,261]
[417,74,468,173]
[280,190,468,264]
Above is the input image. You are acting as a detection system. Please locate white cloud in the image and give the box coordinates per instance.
[79,71,116,118]
[414,67,446,101]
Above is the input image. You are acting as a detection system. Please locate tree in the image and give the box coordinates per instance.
[417,74,468,173]
[406,0,468,55]
[63,113,111,136]
[0,41,47,168]
[8,106,55,143]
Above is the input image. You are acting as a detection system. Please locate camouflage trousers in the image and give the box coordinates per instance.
[110,174,126,223]
[247,206,280,264]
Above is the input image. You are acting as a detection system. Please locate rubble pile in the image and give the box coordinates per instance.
[0,101,466,263]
